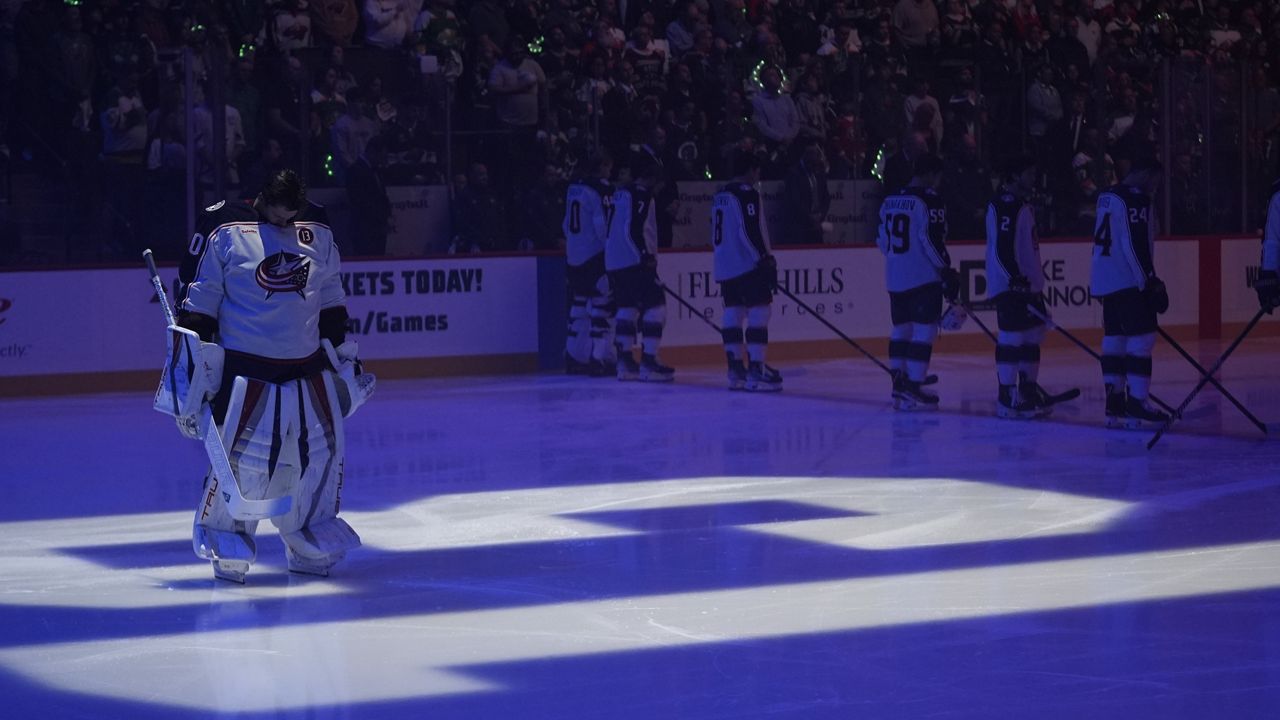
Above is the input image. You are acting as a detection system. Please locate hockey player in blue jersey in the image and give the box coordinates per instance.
[712,152,782,391]
[606,157,675,381]
[563,154,617,376]
[1090,156,1170,428]
[877,153,960,410]
[985,155,1053,419]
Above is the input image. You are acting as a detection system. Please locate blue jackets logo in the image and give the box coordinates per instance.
[256,251,311,299]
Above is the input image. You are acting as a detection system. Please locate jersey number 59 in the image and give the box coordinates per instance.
[883,213,910,254]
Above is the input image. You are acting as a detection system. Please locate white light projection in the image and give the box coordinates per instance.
[3,475,1280,714]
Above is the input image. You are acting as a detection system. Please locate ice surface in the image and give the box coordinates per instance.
[2,337,1280,719]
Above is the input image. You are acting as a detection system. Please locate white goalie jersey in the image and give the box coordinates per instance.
[178,200,346,362]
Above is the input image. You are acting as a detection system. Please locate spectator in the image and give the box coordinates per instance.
[313,0,360,47]
[452,162,505,252]
[893,0,940,51]
[331,87,378,183]
[904,76,943,150]
[468,0,510,51]
[625,24,668,99]
[781,143,831,245]
[941,133,990,240]
[751,66,800,159]
[347,135,393,256]
[666,2,704,57]
[489,37,546,130]
[516,163,567,250]
[264,56,308,167]
[363,0,419,49]
[228,57,262,157]
[794,72,829,142]
[1026,63,1063,166]
[270,1,313,51]
[883,130,927,193]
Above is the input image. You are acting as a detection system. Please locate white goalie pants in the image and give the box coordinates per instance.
[194,371,358,573]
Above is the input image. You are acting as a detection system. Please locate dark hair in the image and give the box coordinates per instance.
[261,169,307,210]
[912,153,944,177]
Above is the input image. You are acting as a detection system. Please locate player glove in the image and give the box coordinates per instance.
[759,254,779,290]
[940,266,961,302]
[1256,270,1280,314]
[641,253,658,273]
[1145,275,1169,314]
[1008,274,1032,295]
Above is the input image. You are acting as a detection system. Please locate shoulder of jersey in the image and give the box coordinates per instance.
[198,199,257,233]
[296,200,331,227]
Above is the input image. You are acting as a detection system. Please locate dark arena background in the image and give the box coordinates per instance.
[3,1,1280,718]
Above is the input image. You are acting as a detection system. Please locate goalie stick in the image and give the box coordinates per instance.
[144,250,292,521]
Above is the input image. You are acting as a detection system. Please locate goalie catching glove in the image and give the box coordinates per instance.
[322,339,376,417]
[153,325,224,439]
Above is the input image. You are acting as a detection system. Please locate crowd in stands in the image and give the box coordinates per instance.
[1,0,1278,260]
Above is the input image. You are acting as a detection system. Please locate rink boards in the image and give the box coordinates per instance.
[0,237,1268,394]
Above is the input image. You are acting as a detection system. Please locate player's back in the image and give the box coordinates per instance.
[712,182,768,282]
[985,191,1042,297]
[878,186,949,292]
[564,178,612,266]
[605,184,654,272]
[1091,184,1153,295]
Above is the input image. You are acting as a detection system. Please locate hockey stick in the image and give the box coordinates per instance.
[955,301,998,343]
[661,283,722,334]
[144,250,292,521]
[1026,303,1175,416]
[1147,308,1269,450]
[963,300,1080,405]
[777,284,893,376]
[1155,327,1268,436]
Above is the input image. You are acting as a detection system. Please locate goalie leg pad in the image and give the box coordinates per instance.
[269,374,358,573]
[193,523,257,564]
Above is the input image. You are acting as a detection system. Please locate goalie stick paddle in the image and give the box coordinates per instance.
[143,250,292,521]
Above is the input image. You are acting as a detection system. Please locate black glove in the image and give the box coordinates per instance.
[1256,271,1280,314]
[940,266,960,302]
[1008,274,1031,294]
[759,254,779,291]
[1145,276,1169,314]
[641,253,658,273]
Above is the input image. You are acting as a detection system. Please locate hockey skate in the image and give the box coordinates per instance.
[1124,395,1171,430]
[564,352,591,376]
[617,355,641,381]
[1104,384,1128,428]
[287,549,334,577]
[639,354,675,382]
[894,380,939,411]
[997,384,1040,419]
[746,362,782,392]
[727,360,748,391]
[890,369,908,401]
